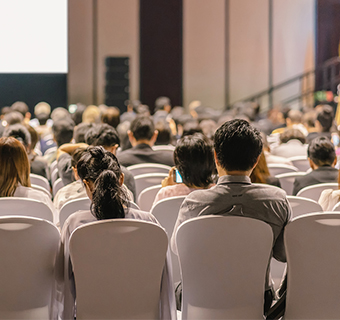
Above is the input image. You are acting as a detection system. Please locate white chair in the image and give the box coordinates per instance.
[296,183,339,202]
[53,178,65,197]
[268,164,299,176]
[284,212,340,319]
[137,184,162,211]
[44,146,57,156]
[50,168,59,187]
[287,196,323,218]
[0,198,53,222]
[151,196,186,283]
[288,156,310,172]
[134,173,168,200]
[30,173,50,192]
[152,145,175,151]
[176,216,273,320]
[275,172,306,196]
[69,219,169,319]
[59,197,91,229]
[31,184,52,199]
[48,160,58,180]
[0,216,60,320]
[127,163,172,176]
[332,202,340,211]
[128,201,140,210]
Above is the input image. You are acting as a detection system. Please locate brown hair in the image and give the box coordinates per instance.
[250,151,270,184]
[0,137,31,197]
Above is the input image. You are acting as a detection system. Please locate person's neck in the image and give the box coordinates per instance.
[134,140,153,147]
[217,166,252,177]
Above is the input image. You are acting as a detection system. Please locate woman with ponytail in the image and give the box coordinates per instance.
[59,146,176,320]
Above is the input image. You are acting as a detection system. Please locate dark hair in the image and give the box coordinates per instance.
[101,107,120,128]
[308,136,336,167]
[24,124,38,149]
[77,146,127,220]
[85,123,120,147]
[174,133,215,188]
[155,120,172,145]
[317,105,334,132]
[73,123,94,143]
[4,111,24,125]
[71,147,87,168]
[280,128,306,144]
[3,124,31,149]
[11,101,28,117]
[36,113,49,125]
[52,119,75,147]
[214,119,263,171]
[130,116,155,141]
[155,96,171,112]
[71,103,86,125]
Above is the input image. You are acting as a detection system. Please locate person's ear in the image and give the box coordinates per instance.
[332,157,337,167]
[127,130,136,146]
[308,157,316,170]
[119,172,125,186]
[150,130,159,145]
[107,144,119,155]
[72,166,79,180]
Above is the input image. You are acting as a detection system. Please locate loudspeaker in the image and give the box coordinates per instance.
[105,57,129,113]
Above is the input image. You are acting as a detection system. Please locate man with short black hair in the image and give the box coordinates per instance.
[116,116,174,167]
[171,119,291,315]
[292,137,338,195]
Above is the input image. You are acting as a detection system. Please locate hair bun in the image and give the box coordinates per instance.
[89,146,105,158]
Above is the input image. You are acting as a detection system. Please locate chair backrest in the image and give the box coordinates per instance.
[59,197,91,229]
[127,163,171,176]
[137,184,162,211]
[49,160,58,176]
[287,196,323,218]
[30,173,50,192]
[128,201,140,210]
[152,145,175,151]
[176,216,273,319]
[0,216,60,319]
[53,178,65,197]
[50,168,59,187]
[151,196,186,283]
[332,201,340,211]
[267,163,299,176]
[296,183,339,202]
[31,184,52,199]
[0,198,53,222]
[284,212,340,319]
[134,173,168,200]
[288,156,310,172]
[69,219,168,319]
[275,172,306,196]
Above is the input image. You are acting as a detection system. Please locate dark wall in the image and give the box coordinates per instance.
[139,0,183,112]
[0,74,67,114]
[316,0,340,90]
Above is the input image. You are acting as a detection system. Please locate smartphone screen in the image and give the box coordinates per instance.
[174,169,183,183]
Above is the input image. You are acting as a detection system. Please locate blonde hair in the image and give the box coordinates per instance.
[0,137,31,197]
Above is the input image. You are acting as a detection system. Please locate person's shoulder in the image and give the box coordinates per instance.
[251,182,288,200]
[125,207,158,224]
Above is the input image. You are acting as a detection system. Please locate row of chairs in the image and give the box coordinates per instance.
[3,211,338,319]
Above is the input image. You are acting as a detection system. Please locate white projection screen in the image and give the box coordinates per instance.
[0,0,67,73]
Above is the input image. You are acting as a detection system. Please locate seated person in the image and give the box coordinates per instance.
[3,124,47,178]
[116,116,175,167]
[58,146,175,320]
[293,137,338,195]
[271,128,308,158]
[318,168,340,211]
[0,136,56,221]
[57,124,136,201]
[54,147,133,211]
[250,151,281,188]
[153,133,215,205]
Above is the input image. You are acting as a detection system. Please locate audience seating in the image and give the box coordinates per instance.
[275,172,306,195]
[267,164,299,176]
[53,178,65,197]
[48,160,58,180]
[287,196,323,218]
[152,145,175,151]
[151,196,186,283]
[134,173,168,200]
[0,216,60,319]
[44,146,57,156]
[176,216,272,319]
[50,168,59,188]
[332,202,340,211]
[296,183,338,202]
[0,198,54,222]
[59,197,91,229]
[137,184,162,212]
[30,173,50,192]
[127,163,172,177]
[128,201,140,210]
[31,184,52,199]
[284,212,340,319]
[69,219,169,319]
[288,156,310,172]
